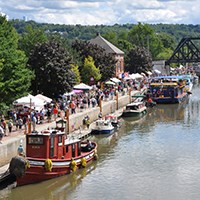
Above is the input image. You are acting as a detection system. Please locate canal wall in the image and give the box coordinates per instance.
[0,90,138,167]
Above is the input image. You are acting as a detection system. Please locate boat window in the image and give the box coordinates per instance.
[28,136,44,145]
[66,145,69,153]
[50,136,55,157]
[78,142,81,156]
[58,135,62,143]
[72,144,76,157]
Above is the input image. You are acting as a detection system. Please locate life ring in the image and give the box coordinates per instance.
[81,158,87,168]
[45,159,53,172]
[70,159,77,172]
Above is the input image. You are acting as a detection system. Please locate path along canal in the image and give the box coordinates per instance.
[1,83,200,200]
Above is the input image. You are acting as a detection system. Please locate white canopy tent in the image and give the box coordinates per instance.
[154,69,161,74]
[147,71,152,75]
[35,94,52,103]
[13,94,45,110]
[105,80,116,85]
[129,73,143,79]
[123,76,132,80]
[110,77,121,83]
[73,83,92,90]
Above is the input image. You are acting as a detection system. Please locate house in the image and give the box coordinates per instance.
[90,34,124,77]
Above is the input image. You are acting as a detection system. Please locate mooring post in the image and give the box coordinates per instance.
[66,108,69,134]
[116,91,119,110]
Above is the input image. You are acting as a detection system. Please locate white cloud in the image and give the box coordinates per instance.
[0,0,199,25]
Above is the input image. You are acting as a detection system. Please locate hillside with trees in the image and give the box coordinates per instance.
[11,19,200,44]
[0,16,199,112]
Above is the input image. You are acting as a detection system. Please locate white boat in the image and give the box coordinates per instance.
[91,119,115,135]
[122,101,147,117]
[105,114,121,128]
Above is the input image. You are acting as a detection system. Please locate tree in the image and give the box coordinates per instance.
[72,40,116,81]
[157,32,176,50]
[156,48,173,60]
[18,25,48,57]
[81,56,101,85]
[125,47,153,73]
[71,64,81,84]
[128,22,164,59]
[0,15,34,109]
[27,40,76,97]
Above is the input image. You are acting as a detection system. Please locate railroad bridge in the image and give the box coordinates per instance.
[165,37,200,66]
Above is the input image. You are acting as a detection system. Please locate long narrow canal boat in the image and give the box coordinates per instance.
[149,76,189,104]
[9,129,97,186]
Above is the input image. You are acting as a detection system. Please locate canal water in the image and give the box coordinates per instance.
[1,84,200,200]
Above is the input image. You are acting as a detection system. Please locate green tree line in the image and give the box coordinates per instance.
[1,15,199,113]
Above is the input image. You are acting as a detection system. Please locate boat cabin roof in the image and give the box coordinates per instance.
[151,75,184,80]
[150,82,178,86]
[65,136,80,145]
[30,129,65,136]
[96,119,111,125]
[126,102,144,107]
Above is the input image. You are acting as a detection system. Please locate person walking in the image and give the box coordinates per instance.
[0,125,4,144]
[22,116,27,130]
[18,117,23,129]
[8,118,13,133]
[1,119,7,136]
[70,101,76,114]
[47,108,52,123]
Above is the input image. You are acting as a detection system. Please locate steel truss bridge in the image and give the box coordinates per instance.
[165,37,200,66]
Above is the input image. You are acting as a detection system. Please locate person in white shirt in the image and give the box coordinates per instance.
[0,125,4,143]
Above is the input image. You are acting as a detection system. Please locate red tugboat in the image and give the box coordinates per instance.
[9,129,97,186]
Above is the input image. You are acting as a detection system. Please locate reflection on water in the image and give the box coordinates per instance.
[2,84,200,200]
[0,163,97,200]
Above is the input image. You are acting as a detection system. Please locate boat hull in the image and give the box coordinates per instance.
[122,110,147,117]
[153,93,188,104]
[16,149,96,186]
[91,128,114,135]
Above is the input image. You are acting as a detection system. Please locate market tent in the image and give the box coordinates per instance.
[35,94,52,103]
[73,89,83,94]
[123,76,132,80]
[154,69,161,74]
[105,80,116,85]
[13,94,45,109]
[63,89,83,97]
[73,83,92,90]
[129,73,143,79]
[146,71,152,75]
[110,77,121,83]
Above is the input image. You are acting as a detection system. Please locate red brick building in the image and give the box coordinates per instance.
[90,34,124,78]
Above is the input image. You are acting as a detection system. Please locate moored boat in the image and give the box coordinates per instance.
[91,119,115,135]
[122,101,147,117]
[9,129,97,186]
[149,76,189,104]
[105,114,121,128]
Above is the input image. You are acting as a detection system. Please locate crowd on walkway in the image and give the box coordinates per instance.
[0,75,149,144]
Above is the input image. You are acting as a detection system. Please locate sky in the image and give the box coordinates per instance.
[0,0,199,25]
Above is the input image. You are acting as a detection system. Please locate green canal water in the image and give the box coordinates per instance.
[1,84,200,200]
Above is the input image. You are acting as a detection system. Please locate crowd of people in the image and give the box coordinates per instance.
[0,76,149,144]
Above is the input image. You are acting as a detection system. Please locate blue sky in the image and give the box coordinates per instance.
[0,0,199,25]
